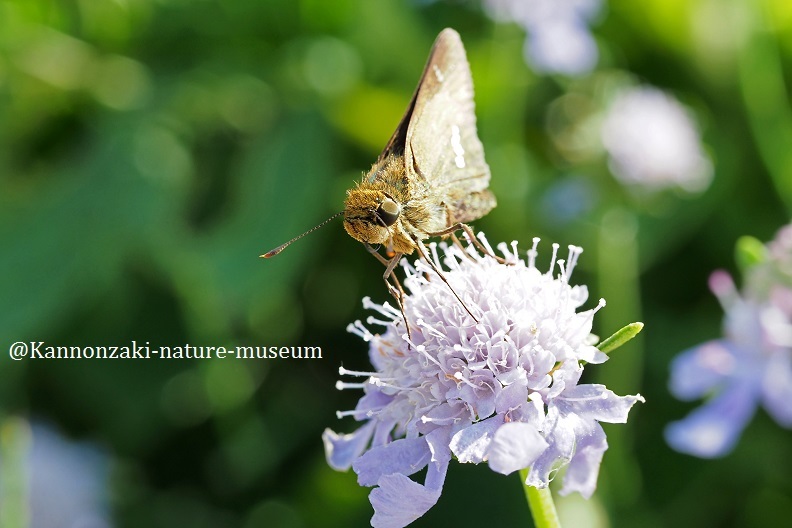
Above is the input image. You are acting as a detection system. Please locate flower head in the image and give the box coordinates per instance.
[484,0,602,76]
[600,86,713,192]
[324,235,643,527]
[666,225,792,458]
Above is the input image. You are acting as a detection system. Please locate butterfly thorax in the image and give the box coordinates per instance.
[343,154,448,254]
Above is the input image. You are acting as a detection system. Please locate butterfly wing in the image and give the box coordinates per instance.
[373,28,494,224]
[404,29,492,200]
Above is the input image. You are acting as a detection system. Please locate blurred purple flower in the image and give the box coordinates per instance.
[601,86,713,192]
[666,226,792,458]
[484,0,602,76]
[324,235,643,527]
[16,422,112,528]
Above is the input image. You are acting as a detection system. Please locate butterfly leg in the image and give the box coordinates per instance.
[450,232,478,262]
[412,236,479,323]
[364,243,412,340]
[428,223,508,264]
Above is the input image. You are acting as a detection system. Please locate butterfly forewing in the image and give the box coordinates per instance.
[405,29,491,200]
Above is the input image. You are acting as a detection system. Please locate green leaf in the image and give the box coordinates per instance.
[597,322,644,354]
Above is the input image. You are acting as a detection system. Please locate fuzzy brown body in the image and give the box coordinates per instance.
[344,155,495,254]
[342,28,495,256]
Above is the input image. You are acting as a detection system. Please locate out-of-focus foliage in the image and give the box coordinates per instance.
[0,0,790,527]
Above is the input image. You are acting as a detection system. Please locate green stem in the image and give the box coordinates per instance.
[519,469,561,528]
[0,416,31,528]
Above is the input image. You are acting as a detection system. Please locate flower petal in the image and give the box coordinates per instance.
[526,405,579,488]
[353,437,431,487]
[665,379,758,458]
[495,378,528,414]
[424,426,453,467]
[555,383,644,424]
[668,341,737,400]
[322,421,376,471]
[558,423,607,498]
[576,344,608,364]
[487,421,548,475]
[369,473,442,528]
[762,352,792,427]
[449,415,503,464]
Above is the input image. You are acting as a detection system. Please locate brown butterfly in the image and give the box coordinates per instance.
[264,28,496,318]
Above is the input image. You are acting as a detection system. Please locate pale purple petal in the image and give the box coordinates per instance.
[369,473,441,528]
[423,455,450,492]
[495,379,528,414]
[487,422,548,475]
[449,415,503,464]
[556,384,645,423]
[372,419,398,448]
[577,344,608,364]
[761,352,792,427]
[558,423,607,498]
[526,406,579,488]
[354,437,431,487]
[458,370,499,419]
[322,422,376,471]
[424,427,453,466]
[419,402,467,427]
[357,388,395,415]
[511,392,546,429]
[665,380,758,458]
[668,341,737,400]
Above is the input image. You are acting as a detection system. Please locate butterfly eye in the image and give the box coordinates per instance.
[376,198,400,227]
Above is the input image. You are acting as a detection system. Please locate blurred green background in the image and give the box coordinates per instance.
[1,0,791,527]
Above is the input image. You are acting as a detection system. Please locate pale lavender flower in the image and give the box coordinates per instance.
[0,422,113,528]
[324,235,643,528]
[666,226,792,458]
[484,0,602,76]
[600,86,713,192]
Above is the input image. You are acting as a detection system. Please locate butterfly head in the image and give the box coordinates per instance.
[343,188,401,245]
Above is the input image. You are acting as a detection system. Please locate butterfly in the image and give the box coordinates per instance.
[264,28,495,320]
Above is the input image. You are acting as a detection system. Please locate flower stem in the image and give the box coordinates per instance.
[519,469,561,528]
[0,416,31,528]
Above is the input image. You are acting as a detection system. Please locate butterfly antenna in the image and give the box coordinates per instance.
[261,211,344,258]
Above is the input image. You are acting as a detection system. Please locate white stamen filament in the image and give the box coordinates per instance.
[369,378,415,392]
[363,297,401,319]
[528,237,540,268]
[339,366,379,377]
[477,232,494,257]
[429,242,442,270]
[453,371,477,388]
[347,320,374,341]
[547,243,560,277]
[567,245,582,275]
[367,316,391,327]
[336,381,368,390]
[335,408,380,419]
